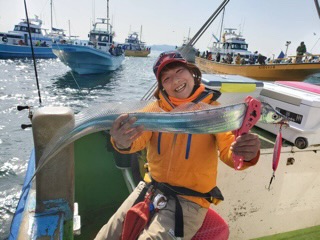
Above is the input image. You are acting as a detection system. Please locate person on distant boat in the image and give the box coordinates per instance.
[249,55,255,64]
[222,31,226,43]
[216,52,221,62]
[95,51,261,240]
[40,41,47,47]
[257,54,267,65]
[18,40,25,46]
[235,53,241,65]
[296,41,306,63]
[35,40,41,46]
[226,53,233,64]
[109,44,114,55]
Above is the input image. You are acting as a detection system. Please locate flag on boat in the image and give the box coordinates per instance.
[277,51,285,59]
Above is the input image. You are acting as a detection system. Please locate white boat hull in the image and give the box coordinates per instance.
[52,44,125,74]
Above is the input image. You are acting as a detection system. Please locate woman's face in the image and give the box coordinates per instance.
[160,66,195,99]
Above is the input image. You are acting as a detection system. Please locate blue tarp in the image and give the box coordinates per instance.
[277,51,285,59]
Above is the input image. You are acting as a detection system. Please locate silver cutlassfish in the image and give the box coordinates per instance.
[34,99,287,177]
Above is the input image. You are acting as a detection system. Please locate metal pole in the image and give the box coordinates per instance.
[50,0,53,30]
[314,0,320,19]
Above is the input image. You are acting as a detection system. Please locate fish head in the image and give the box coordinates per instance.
[259,102,289,125]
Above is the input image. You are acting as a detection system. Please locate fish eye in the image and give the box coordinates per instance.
[272,114,279,120]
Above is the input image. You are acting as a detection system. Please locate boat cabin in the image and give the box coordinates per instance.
[88,18,114,47]
[210,28,254,61]
[121,31,148,51]
[0,16,64,46]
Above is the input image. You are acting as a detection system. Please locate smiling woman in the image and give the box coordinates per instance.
[160,63,199,99]
[95,51,261,239]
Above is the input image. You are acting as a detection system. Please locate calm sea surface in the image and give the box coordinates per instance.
[0,53,320,239]
[0,51,160,239]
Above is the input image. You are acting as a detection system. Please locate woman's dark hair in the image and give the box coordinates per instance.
[153,61,202,99]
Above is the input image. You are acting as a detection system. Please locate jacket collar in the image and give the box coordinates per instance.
[158,84,217,111]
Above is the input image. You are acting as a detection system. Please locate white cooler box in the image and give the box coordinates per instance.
[202,74,264,104]
[256,81,320,149]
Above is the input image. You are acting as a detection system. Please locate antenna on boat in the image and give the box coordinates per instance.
[23,0,42,106]
[92,0,96,26]
[107,0,110,33]
[285,41,291,57]
[218,7,225,43]
[50,0,53,31]
[68,20,71,39]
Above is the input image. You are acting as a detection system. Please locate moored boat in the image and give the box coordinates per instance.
[9,75,320,239]
[176,28,198,63]
[196,56,320,81]
[52,3,124,75]
[120,28,150,57]
[196,28,320,81]
[0,16,60,59]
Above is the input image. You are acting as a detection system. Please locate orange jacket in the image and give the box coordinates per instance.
[112,84,259,208]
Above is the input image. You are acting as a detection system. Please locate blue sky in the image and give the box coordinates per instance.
[1,0,320,57]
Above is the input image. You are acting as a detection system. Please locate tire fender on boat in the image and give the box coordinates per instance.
[2,35,8,43]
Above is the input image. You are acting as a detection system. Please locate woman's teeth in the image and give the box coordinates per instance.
[175,83,186,92]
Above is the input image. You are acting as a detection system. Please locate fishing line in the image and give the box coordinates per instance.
[53,43,81,90]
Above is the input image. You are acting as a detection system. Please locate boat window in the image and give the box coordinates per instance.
[240,44,248,50]
[231,43,240,49]
[14,25,20,31]
[100,35,110,42]
[90,34,99,42]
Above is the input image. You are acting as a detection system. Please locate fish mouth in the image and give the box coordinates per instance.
[260,102,290,125]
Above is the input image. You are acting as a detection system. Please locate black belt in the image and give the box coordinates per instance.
[151,180,224,238]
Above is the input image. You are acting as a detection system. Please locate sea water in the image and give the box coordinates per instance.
[0,53,319,239]
[0,52,158,239]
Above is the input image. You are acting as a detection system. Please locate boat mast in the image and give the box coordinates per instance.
[140,25,142,42]
[107,0,110,33]
[219,7,225,43]
[68,20,71,39]
[50,0,53,30]
[92,0,96,26]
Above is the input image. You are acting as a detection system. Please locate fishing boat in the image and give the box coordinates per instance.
[52,1,124,75]
[196,54,320,81]
[195,25,320,81]
[120,27,150,57]
[9,73,320,239]
[0,0,69,60]
[176,28,198,63]
[0,16,61,59]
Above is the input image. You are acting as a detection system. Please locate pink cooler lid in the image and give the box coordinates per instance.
[276,81,320,95]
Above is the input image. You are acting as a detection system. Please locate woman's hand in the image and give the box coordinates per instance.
[110,114,144,149]
[231,133,260,161]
